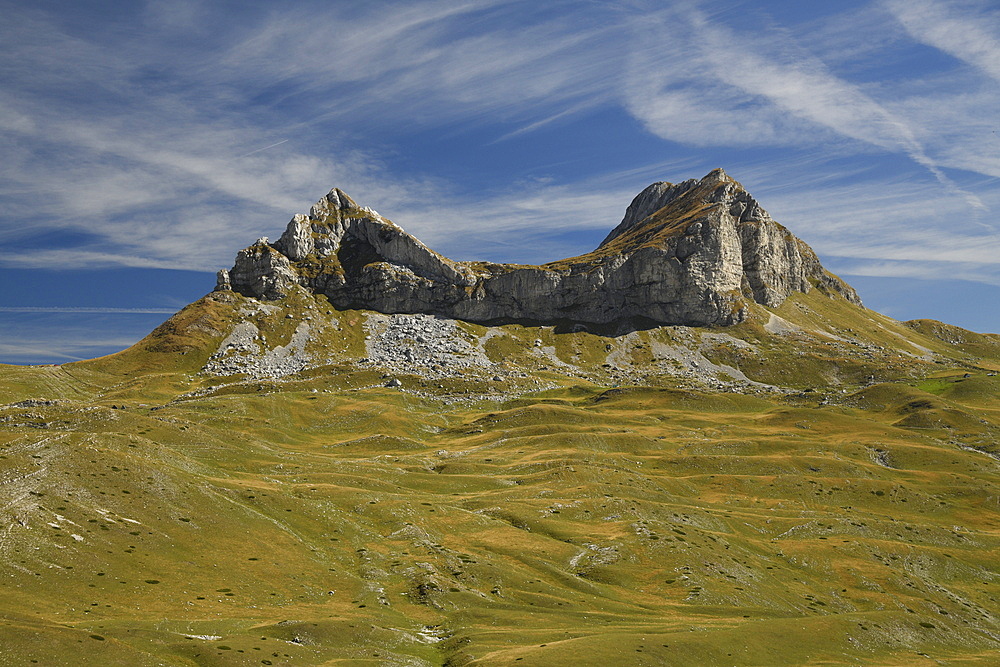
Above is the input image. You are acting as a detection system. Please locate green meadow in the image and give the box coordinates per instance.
[1,288,998,665]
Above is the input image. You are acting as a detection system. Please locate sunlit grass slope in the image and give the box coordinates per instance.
[1,288,998,666]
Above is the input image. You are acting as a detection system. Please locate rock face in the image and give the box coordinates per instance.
[221,169,860,326]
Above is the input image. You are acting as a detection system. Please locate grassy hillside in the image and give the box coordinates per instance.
[1,289,998,665]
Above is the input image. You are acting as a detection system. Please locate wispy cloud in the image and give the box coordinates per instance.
[886,0,1000,82]
[0,0,997,301]
[878,0,1000,189]
[0,336,140,364]
[396,183,637,263]
[743,163,1000,292]
[0,342,87,363]
[0,312,166,364]
[623,4,988,215]
[0,1,631,272]
[0,307,177,314]
[237,139,289,158]
[831,258,1000,287]
[215,0,623,132]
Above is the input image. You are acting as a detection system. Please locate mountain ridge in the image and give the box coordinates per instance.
[218,169,859,328]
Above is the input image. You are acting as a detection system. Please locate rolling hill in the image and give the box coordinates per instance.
[1,171,998,666]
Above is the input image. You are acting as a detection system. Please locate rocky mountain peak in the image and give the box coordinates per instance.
[600,168,733,248]
[599,168,762,250]
[218,170,860,327]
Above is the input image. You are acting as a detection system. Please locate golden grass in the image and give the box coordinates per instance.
[1,291,998,665]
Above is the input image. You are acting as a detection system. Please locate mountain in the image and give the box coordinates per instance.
[1,172,999,666]
[220,169,858,327]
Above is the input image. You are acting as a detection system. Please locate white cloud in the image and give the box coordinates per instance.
[0,342,87,363]
[0,1,635,272]
[623,4,988,215]
[0,0,997,297]
[220,1,488,84]
[0,335,143,364]
[213,0,622,131]
[394,183,637,263]
[831,259,1000,287]
[0,307,177,314]
[888,89,1000,180]
[621,14,821,148]
[747,165,1000,288]
[886,0,1000,82]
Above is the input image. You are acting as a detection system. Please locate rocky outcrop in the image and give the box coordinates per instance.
[220,168,860,326]
[600,177,700,247]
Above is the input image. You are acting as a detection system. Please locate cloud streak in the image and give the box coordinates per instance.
[0,307,178,314]
[624,4,988,215]
[0,1,633,273]
[0,0,997,300]
[886,0,1000,82]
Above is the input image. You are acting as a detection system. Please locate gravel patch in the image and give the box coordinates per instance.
[363,313,497,379]
[203,320,312,379]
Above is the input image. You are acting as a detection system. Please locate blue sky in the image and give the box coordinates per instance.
[2,0,999,364]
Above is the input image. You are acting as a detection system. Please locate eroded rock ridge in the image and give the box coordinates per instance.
[219,169,860,326]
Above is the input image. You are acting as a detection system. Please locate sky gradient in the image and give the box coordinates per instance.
[2,0,999,364]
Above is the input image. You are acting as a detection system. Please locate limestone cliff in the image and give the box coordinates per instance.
[218,169,860,326]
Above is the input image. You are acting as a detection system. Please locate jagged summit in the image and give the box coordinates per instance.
[598,168,726,247]
[217,169,860,327]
